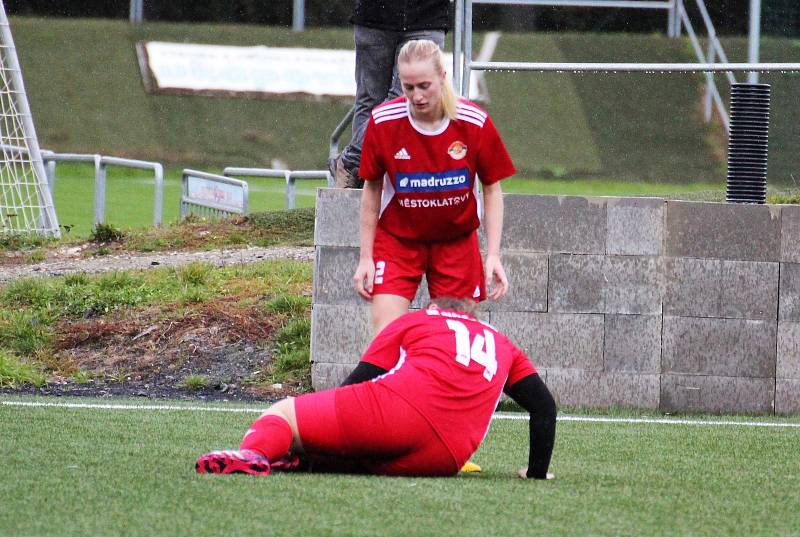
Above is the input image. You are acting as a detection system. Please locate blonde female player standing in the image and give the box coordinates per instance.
[353,39,515,335]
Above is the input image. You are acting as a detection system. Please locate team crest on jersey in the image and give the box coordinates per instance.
[448,141,467,160]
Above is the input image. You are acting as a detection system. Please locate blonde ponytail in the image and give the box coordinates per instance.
[398,39,458,120]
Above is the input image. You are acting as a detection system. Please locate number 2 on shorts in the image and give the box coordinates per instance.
[446,320,498,381]
[374,260,386,284]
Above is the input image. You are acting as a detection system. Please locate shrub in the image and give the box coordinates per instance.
[0,350,46,388]
[90,223,125,243]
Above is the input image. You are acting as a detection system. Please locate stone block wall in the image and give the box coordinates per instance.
[312,188,800,415]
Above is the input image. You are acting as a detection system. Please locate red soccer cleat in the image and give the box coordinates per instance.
[195,449,271,475]
[270,454,303,473]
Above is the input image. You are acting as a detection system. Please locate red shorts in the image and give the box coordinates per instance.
[294,382,458,477]
[372,226,485,302]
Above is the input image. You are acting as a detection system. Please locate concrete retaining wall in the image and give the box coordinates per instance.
[311,188,800,415]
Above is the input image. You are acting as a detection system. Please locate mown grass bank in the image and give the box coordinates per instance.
[19,17,800,183]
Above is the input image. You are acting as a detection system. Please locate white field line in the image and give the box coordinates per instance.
[2,400,800,428]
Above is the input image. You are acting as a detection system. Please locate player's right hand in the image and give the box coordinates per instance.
[353,259,375,301]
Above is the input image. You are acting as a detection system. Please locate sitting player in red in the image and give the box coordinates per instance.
[353,39,515,336]
[196,299,557,479]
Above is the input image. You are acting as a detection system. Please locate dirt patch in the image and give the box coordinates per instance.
[2,301,306,402]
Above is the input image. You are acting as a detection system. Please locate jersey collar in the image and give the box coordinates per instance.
[406,100,450,136]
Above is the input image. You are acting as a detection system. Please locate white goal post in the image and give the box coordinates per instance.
[0,1,60,238]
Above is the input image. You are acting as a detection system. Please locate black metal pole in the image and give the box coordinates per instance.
[726,83,770,204]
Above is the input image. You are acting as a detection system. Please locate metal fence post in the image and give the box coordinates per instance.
[293,0,305,32]
[453,0,464,93]
[748,0,761,84]
[46,160,56,192]
[463,0,474,96]
[93,156,106,225]
[153,163,164,227]
[667,0,676,37]
[704,39,715,122]
[129,0,144,25]
[285,171,296,209]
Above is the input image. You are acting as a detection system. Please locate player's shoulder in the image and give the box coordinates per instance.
[372,96,409,125]
[455,98,489,128]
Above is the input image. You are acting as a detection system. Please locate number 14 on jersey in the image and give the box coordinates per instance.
[446,320,498,381]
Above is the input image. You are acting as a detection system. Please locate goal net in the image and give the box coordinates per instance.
[0,2,59,237]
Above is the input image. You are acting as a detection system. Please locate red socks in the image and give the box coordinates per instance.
[239,414,293,461]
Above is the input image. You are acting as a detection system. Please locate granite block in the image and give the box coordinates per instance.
[490,312,604,370]
[607,197,664,256]
[775,379,800,415]
[314,188,362,247]
[603,256,663,315]
[780,204,800,263]
[502,194,606,254]
[313,246,360,305]
[549,254,662,314]
[660,374,775,414]
[542,369,660,409]
[665,201,781,262]
[604,315,662,374]
[548,254,603,313]
[310,304,371,366]
[779,262,800,321]
[777,322,800,379]
[311,363,355,391]
[662,316,776,377]
[719,261,778,319]
[664,258,778,320]
[482,252,548,312]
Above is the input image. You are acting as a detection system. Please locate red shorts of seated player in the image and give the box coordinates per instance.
[371,226,485,302]
[295,381,460,477]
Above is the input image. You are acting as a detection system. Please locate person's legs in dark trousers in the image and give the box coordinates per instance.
[335,27,446,187]
[339,25,399,182]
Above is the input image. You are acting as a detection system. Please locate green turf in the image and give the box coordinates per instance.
[1,397,799,536]
[49,162,326,237]
[48,160,722,237]
[49,159,724,237]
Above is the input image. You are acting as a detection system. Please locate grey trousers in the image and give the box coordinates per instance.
[341,25,446,174]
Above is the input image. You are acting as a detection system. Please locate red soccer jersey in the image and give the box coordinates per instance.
[359,96,516,243]
[359,308,537,465]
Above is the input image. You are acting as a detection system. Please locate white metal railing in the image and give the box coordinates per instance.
[223,167,332,210]
[40,151,164,227]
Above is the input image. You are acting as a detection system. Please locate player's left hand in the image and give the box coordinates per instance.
[485,254,509,300]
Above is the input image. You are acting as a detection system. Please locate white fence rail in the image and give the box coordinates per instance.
[223,167,332,210]
[40,151,164,227]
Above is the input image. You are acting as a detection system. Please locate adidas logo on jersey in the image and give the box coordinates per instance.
[394,147,411,160]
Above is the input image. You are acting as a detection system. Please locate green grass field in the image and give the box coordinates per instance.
[50,162,724,237]
[1,397,799,537]
[50,163,327,237]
